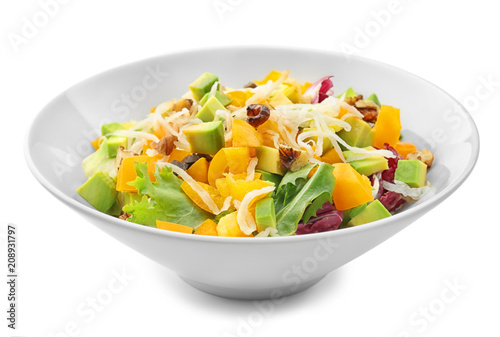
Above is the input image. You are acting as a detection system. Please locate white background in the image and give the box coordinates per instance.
[1,0,498,336]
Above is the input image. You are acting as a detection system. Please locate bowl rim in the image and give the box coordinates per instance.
[24,45,480,244]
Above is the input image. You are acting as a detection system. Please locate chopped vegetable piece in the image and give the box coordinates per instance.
[216,211,253,237]
[156,220,194,234]
[232,119,263,148]
[194,219,218,236]
[332,163,373,211]
[186,157,210,184]
[373,105,402,148]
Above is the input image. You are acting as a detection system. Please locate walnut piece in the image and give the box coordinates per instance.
[354,99,380,123]
[344,94,363,106]
[172,98,193,112]
[151,134,177,156]
[407,149,434,168]
[244,82,257,89]
[279,145,309,172]
[246,104,270,128]
[119,213,131,220]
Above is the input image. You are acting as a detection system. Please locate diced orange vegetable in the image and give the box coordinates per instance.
[223,147,251,175]
[168,148,192,162]
[232,119,263,148]
[226,90,253,107]
[301,81,312,94]
[269,92,293,108]
[257,120,280,148]
[156,220,193,234]
[116,155,158,192]
[216,211,253,237]
[208,149,228,186]
[321,148,343,165]
[338,106,350,119]
[186,157,209,184]
[194,219,218,236]
[150,107,156,113]
[394,141,418,159]
[91,137,102,150]
[180,181,225,214]
[215,178,232,199]
[255,70,282,85]
[332,163,373,211]
[373,105,401,148]
[228,178,273,203]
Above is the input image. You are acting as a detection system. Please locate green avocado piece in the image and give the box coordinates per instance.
[82,138,115,178]
[366,93,381,108]
[347,200,391,227]
[339,203,368,229]
[394,160,427,188]
[343,150,389,176]
[101,122,125,136]
[105,199,122,216]
[255,146,286,176]
[77,171,118,212]
[199,90,233,107]
[195,95,227,122]
[106,136,127,158]
[255,198,277,232]
[337,87,357,98]
[189,73,219,101]
[183,121,225,155]
[338,117,374,149]
[256,170,283,187]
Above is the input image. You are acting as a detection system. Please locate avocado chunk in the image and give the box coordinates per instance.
[338,117,374,149]
[339,203,368,229]
[77,171,118,212]
[337,87,357,98]
[199,90,233,107]
[183,121,225,155]
[189,72,219,101]
[256,170,283,187]
[120,191,142,207]
[346,200,391,227]
[255,146,286,176]
[394,160,427,188]
[101,122,127,158]
[255,198,277,232]
[105,199,122,216]
[343,149,389,176]
[195,95,227,122]
[101,122,125,136]
[82,138,116,178]
[366,93,381,108]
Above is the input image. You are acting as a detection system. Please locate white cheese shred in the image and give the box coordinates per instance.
[236,186,275,235]
[382,180,432,200]
[255,227,279,237]
[246,158,259,181]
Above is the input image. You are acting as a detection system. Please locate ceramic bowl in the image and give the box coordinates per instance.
[25,47,479,300]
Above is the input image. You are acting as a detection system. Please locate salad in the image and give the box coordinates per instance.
[77,70,434,237]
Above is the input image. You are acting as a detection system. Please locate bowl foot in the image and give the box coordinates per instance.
[179,275,326,300]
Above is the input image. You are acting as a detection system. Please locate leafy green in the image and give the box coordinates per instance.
[275,163,335,236]
[274,164,314,214]
[123,162,212,229]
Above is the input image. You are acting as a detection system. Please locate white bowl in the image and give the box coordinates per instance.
[25,47,479,300]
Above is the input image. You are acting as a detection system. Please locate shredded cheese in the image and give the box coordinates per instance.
[246,158,258,181]
[236,186,275,235]
[382,180,433,200]
[221,197,233,212]
[255,227,279,237]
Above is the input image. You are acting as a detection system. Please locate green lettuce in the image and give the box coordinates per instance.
[123,162,211,229]
[275,163,335,236]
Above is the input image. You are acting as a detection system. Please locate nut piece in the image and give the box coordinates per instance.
[172,98,193,112]
[151,134,177,156]
[407,149,434,168]
[246,104,271,128]
[344,94,363,106]
[244,82,257,89]
[119,213,131,220]
[115,146,138,168]
[354,99,380,123]
[279,145,309,172]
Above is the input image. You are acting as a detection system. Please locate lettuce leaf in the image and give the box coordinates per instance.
[275,163,335,236]
[274,164,314,214]
[123,162,211,229]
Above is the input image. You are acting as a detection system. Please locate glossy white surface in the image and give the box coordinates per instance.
[25,47,479,300]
